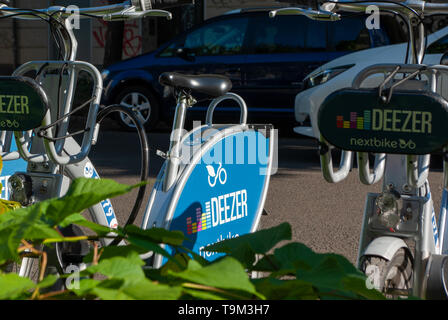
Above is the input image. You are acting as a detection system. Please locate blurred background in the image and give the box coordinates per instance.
[0,0,447,74]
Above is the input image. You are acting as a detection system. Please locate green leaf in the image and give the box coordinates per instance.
[72,278,102,297]
[45,178,143,226]
[124,227,185,268]
[89,280,132,300]
[23,221,63,240]
[73,277,182,300]
[124,225,187,246]
[0,272,35,299]
[206,222,291,254]
[0,178,138,262]
[341,275,386,300]
[168,257,261,298]
[70,214,122,238]
[254,242,385,300]
[160,253,191,274]
[257,242,317,271]
[203,223,292,268]
[83,245,146,265]
[182,288,229,300]
[37,274,59,289]
[5,203,49,260]
[253,278,319,300]
[297,254,362,292]
[181,247,210,267]
[120,279,183,300]
[85,254,145,286]
[0,233,16,263]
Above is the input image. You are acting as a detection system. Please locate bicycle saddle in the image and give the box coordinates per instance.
[159,72,232,98]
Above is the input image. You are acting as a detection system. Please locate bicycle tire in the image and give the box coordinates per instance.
[360,248,414,299]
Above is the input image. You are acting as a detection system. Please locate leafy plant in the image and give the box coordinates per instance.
[0,177,386,300]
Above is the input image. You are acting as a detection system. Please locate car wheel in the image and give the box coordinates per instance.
[114,86,159,131]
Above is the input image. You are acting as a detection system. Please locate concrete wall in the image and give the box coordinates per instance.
[0,0,50,73]
[0,0,152,74]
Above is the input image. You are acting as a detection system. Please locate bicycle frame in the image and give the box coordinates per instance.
[141,89,275,267]
[1,0,275,275]
[0,1,172,276]
[319,63,448,298]
[295,0,448,298]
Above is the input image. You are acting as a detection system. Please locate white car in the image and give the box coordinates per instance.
[294,26,448,139]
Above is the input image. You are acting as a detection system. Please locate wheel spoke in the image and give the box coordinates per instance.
[118,90,154,128]
[132,93,139,105]
[120,102,133,109]
[136,111,147,124]
[121,114,133,126]
[137,102,150,112]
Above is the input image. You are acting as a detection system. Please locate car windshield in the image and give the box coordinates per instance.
[159,17,249,57]
[427,33,448,54]
[158,11,407,57]
[245,12,405,54]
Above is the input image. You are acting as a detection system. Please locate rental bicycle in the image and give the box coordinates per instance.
[277,0,448,299]
[0,0,172,280]
[0,0,277,280]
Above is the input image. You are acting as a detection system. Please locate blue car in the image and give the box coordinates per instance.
[101,7,406,130]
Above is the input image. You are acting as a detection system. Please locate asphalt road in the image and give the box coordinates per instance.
[85,118,445,265]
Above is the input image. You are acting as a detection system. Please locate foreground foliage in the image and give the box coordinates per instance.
[0,178,385,300]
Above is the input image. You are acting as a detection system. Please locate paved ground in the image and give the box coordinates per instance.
[85,118,445,264]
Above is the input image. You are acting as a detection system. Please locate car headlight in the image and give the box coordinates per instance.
[101,69,110,80]
[304,64,354,89]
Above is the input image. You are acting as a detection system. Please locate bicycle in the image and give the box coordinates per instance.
[0,0,172,280]
[0,1,277,279]
[282,0,448,299]
[139,73,276,267]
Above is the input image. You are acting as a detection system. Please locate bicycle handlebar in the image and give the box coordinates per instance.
[0,0,172,21]
[321,1,448,16]
[0,1,172,166]
[269,7,341,21]
[320,1,448,64]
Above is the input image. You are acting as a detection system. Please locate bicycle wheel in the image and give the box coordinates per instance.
[4,244,66,293]
[360,248,413,298]
[3,159,107,286]
[4,256,40,282]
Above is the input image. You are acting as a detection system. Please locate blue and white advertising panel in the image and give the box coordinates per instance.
[162,127,273,264]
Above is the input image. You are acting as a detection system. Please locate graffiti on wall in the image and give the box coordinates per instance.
[93,20,142,59]
[92,0,142,59]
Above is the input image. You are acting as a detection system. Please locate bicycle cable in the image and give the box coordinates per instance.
[95,105,150,245]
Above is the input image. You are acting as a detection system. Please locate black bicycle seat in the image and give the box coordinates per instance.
[159,72,232,98]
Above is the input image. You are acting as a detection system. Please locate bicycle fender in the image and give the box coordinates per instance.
[363,236,408,261]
